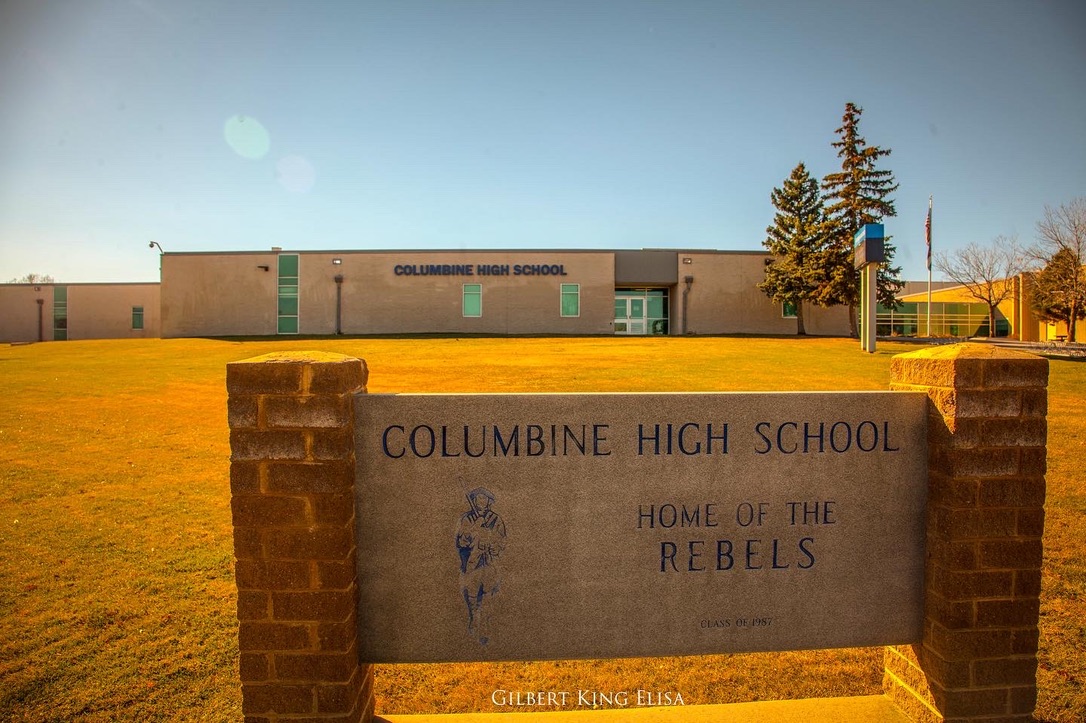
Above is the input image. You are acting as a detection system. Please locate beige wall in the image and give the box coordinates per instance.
[68,284,160,339]
[162,250,615,337]
[161,253,279,337]
[0,283,159,342]
[326,251,615,335]
[676,252,851,336]
[0,284,51,342]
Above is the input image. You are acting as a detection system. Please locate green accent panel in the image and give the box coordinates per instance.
[132,306,144,330]
[276,255,300,332]
[278,296,299,316]
[52,285,68,341]
[783,301,797,318]
[278,254,299,278]
[277,316,299,334]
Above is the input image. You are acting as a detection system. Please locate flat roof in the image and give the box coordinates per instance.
[160,248,772,257]
[0,281,160,287]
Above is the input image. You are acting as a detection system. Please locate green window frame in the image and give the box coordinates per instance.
[782,301,797,319]
[277,254,299,334]
[560,283,580,317]
[463,283,482,317]
[131,305,144,330]
[53,286,68,341]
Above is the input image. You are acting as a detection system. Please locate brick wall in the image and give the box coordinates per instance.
[884,343,1047,723]
[225,343,1047,723]
[227,352,373,723]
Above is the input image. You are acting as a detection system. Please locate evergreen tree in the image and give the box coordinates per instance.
[1029,248,1086,342]
[819,102,904,335]
[1030,198,1086,342]
[759,162,832,335]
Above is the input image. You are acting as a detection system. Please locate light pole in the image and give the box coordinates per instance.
[148,241,164,275]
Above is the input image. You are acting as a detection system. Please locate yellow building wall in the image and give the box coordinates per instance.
[1014,272,1086,342]
[898,280,1018,337]
[898,275,1086,342]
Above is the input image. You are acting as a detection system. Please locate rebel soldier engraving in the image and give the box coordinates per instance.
[455,487,507,645]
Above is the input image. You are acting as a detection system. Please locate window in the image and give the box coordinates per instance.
[53,286,68,341]
[560,283,580,317]
[782,301,797,318]
[462,284,482,317]
[131,305,144,330]
[277,254,299,334]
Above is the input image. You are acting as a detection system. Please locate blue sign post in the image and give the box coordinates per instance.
[854,224,885,353]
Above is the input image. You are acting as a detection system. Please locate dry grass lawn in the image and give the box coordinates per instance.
[0,336,1082,721]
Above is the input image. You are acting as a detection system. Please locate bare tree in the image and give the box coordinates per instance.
[1029,198,1086,342]
[8,273,55,284]
[935,236,1024,337]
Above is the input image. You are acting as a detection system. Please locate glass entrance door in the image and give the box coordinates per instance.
[614,289,668,335]
[614,297,646,335]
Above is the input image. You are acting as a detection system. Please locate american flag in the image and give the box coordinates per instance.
[925,196,932,271]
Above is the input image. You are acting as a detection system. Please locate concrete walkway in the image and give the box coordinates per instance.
[901,336,1086,358]
[377,695,912,723]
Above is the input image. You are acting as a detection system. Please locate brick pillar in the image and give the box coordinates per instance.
[884,343,1047,723]
[227,352,373,723]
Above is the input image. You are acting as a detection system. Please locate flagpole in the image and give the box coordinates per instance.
[926,195,933,337]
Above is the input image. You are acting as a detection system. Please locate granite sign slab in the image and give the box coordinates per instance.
[354,392,927,663]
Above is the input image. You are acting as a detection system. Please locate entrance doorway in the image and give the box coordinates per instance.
[614,289,669,335]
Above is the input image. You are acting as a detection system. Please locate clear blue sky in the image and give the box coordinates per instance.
[1,0,1083,283]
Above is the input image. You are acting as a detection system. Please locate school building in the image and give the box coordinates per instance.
[882,276,1079,342]
[0,247,1076,342]
[157,248,856,337]
[0,282,160,342]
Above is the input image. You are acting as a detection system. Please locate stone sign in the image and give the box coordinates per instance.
[354,391,927,663]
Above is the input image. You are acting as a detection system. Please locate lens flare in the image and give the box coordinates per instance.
[223,114,270,160]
